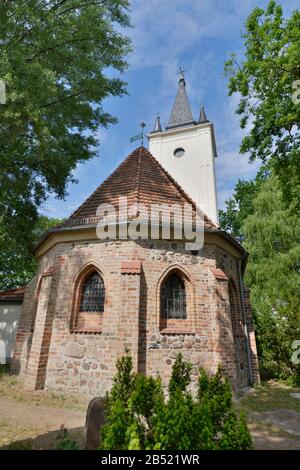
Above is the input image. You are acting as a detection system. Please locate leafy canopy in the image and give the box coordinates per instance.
[224,1,300,206]
[0,1,131,289]
[0,215,63,290]
[242,174,300,380]
[222,1,300,382]
[220,172,300,381]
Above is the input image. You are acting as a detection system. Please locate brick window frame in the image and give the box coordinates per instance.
[157,265,195,333]
[70,265,106,333]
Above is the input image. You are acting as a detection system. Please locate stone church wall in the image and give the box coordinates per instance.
[13,238,257,396]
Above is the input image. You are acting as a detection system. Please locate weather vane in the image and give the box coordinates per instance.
[130,122,146,147]
[177,67,187,81]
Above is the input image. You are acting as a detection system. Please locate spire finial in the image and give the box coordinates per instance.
[151,114,162,133]
[199,106,209,123]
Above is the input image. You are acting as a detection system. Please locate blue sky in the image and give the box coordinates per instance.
[42,0,299,219]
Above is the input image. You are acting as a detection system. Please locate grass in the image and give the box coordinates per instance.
[239,380,300,414]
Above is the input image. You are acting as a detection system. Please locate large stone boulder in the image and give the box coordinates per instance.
[84,397,106,450]
[64,341,84,359]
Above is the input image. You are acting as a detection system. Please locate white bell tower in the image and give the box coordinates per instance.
[148,71,218,224]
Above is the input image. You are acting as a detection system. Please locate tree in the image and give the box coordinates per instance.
[242,174,300,381]
[0,215,63,290]
[219,168,267,241]
[100,353,252,450]
[224,1,300,207]
[0,1,131,287]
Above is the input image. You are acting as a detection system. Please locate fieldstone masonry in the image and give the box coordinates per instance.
[12,237,260,396]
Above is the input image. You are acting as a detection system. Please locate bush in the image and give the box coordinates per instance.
[100,353,252,450]
[55,428,79,450]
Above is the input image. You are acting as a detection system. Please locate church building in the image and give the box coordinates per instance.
[12,73,260,396]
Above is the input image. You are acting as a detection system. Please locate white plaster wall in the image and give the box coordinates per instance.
[0,303,22,363]
[148,122,218,224]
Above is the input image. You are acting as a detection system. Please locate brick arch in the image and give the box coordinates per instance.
[156,265,195,332]
[70,262,107,333]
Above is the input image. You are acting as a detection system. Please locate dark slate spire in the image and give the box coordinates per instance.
[166,70,194,130]
[199,106,209,123]
[151,115,162,133]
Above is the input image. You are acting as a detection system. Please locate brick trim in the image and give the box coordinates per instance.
[121,260,142,274]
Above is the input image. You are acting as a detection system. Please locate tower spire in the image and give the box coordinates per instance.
[166,69,194,130]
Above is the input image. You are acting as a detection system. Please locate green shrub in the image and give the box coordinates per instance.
[100,353,252,450]
[55,428,79,450]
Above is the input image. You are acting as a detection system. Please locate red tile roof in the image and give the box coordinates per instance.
[63,146,217,230]
[0,286,25,301]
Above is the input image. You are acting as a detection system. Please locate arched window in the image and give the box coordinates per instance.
[79,272,105,313]
[71,268,105,333]
[160,273,186,319]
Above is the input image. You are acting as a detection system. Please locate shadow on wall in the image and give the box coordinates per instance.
[0,304,22,364]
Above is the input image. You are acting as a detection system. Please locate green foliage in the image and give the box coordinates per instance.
[55,428,79,450]
[220,171,300,381]
[100,353,252,450]
[168,352,192,395]
[242,175,300,380]
[0,1,131,289]
[0,215,63,290]
[223,1,300,383]
[219,168,267,241]
[224,1,300,207]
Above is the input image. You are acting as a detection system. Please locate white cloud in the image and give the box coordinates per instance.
[129,0,253,71]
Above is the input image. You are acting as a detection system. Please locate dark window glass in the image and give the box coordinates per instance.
[161,273,186,319]
[79,272,105,312]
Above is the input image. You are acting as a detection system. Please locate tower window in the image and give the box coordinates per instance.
[173,147,185,158]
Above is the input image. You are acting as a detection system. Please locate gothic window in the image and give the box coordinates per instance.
[160,273,186,319]
[71,268,105,333]
[79,272,105,313]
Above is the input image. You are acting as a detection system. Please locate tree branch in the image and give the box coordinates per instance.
[40,90,85,108]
